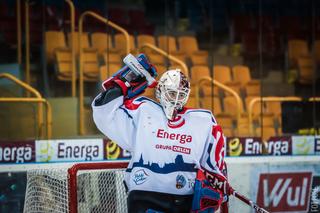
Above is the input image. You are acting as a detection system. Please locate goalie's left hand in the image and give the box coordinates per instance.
[192,170,223,212]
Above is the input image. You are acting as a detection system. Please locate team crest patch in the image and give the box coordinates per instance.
[176,174,186,189]
[133,169,149,185]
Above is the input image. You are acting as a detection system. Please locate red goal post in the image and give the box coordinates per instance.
[24,161,129,213]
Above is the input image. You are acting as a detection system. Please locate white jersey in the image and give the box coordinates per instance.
[92,95,226,195]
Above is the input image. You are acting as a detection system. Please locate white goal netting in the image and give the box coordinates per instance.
[23,163,127,213]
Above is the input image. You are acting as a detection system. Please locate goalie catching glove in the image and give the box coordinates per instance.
[102,53,158,99]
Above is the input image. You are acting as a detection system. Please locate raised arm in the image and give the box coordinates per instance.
[92,53,157,151]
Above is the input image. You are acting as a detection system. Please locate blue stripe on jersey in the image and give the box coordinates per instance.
[119,106,133,119]
[206,143,215,170]
[185,109,217,124]
[126,154,197,174]
[135,96,162,108]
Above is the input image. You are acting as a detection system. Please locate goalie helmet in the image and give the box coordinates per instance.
[156,69,190,120]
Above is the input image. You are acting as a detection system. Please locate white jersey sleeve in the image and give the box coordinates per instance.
[200,122,226,177]
[92,95,138,152]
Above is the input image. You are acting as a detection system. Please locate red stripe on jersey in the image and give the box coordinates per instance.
[212,125,225,170]
[124,99,143,110]
[167,118,185,128]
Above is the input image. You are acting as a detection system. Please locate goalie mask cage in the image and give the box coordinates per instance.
[23,162,129,213]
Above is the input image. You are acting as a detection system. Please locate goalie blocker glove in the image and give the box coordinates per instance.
[192,170,223,213]
[102,53,157,99]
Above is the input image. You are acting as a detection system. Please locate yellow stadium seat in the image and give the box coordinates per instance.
[199,81,219,97]
[213,65,232,84]
[56,49,71,62]
[201,96,222,114]
[223,96,244,117]
[255,127,276,141]
[100,64,122,81]
[217,113,235,137]
[214,65,241,95]
[235,114,252,137]
[178,36,208,66]
[177,36,208,56]
[185,96,198,108]
[199,96,212,110]
[91,32,113,55]
[190,55,208,66]
[222,127,233,137]
[45,31,67,63]
[168,54,187,66]
[216,115,233,128]
[158,35,178,53]
[265,101,281,117]
[265,101,282,128]
[190,65,211,85]
[103,52,122,65]
[83,51,100,81]
[232,65,260,96]
[137,34,158,55]
[201,97,234,136]
[147,53,166,66]
[236,126,251,137]
[55,50,72,81]
[232,65,257,85]
[245,96,275,129]
[158,35,187,64]
[137,34,156,47]
[245,96,263,118]
[114,33,136,54]
[244,83,261,96]
[258,115,275,127]
[68,32,94,54]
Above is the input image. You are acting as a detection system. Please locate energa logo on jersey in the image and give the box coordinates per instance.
[256,172,312,212]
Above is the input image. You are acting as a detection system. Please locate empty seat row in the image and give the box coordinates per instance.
[45,31,209,66]
[99,64,260,98]
[191,65,261,97]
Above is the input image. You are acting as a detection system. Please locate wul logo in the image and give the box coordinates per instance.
[257,172,312,212]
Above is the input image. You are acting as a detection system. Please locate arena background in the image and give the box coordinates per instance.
[0,0,319,212]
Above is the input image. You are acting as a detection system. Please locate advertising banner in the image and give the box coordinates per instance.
[0,136,318,164]
[35,139,104,162]
[0,141,35,163]
[256,172,312,212]
[226,136,292,156]
[247,161,320,213]
[226,156,320,213]
[104,139,131,160]
[292,136,316,155]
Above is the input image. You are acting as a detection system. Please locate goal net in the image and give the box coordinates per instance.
[23,162,128,213]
